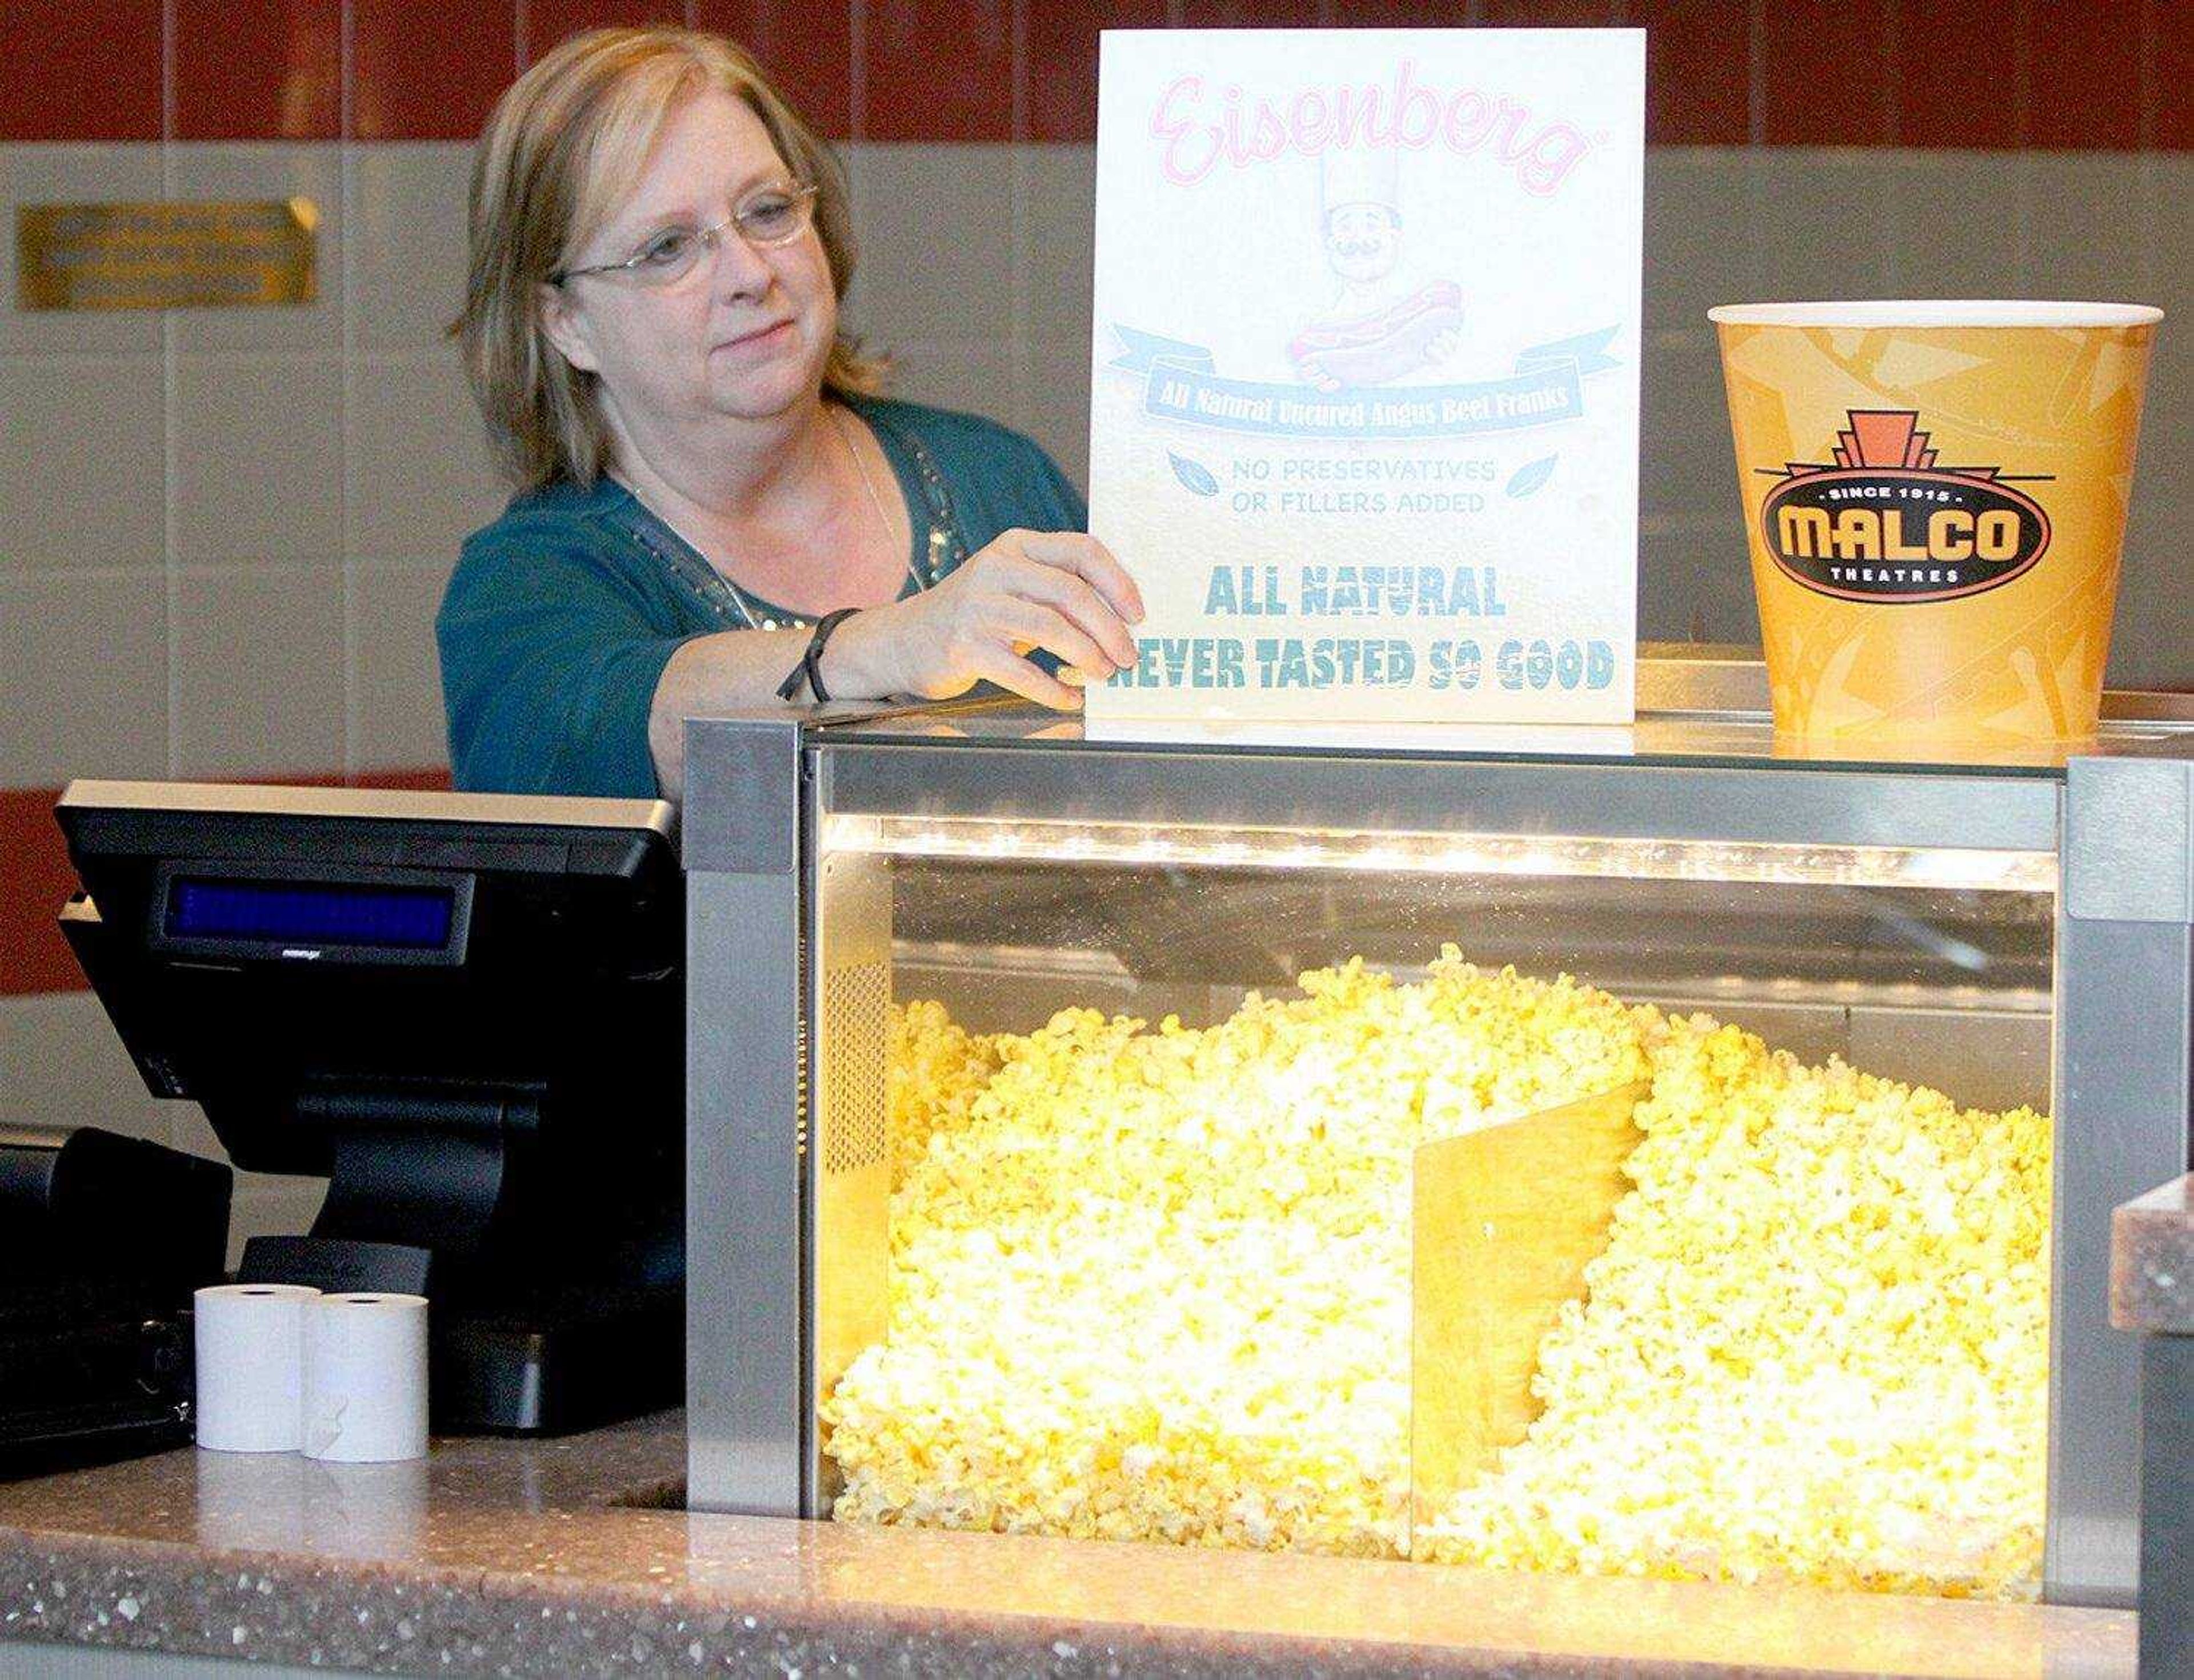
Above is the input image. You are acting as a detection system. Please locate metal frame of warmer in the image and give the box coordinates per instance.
[682,658,2194,1609]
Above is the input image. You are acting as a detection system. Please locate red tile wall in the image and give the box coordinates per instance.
[0,788,90,997]
[0,0,2182,146]
[1478,1,1623,23]
[1895,0,2026,150]
[350,0,519,141]
[696,0,855,138]
[1025,1,1170,145]
[1630,0,1745,146]
[2021,0,2146,151]
[1761,0,1893,147]
[1176,0,1326,26]
[527,0,691,65]
[0,0,162,142]
[172,0,343,141]
[2162,2,2194,149]
[862,0,1016,142]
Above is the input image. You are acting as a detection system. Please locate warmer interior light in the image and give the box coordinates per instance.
[824,815,2057,895]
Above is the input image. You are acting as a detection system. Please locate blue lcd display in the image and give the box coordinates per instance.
[167,877,454,950]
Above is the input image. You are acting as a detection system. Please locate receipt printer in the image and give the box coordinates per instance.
[0,1125,230,1474]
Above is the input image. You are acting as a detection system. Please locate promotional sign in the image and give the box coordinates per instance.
[1087,29,1644,724]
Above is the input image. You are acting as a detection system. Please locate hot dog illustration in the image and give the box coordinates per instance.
[1289,280,1464,391]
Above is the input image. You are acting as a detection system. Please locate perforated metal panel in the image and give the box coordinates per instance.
[821,961,889,1173]
[809,848,894,1514]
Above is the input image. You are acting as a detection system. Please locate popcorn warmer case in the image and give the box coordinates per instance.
[681,658,2194,1610]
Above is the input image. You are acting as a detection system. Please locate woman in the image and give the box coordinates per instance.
[439,26,1142,799]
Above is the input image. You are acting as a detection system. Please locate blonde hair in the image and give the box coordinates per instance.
[454,26,888,492]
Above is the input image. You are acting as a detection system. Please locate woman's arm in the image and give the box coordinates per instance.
[441,524,699,799]
[644,622,872,800]
[646,528,1143,800]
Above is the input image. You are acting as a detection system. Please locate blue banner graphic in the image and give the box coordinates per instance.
[1110,324,1621,440]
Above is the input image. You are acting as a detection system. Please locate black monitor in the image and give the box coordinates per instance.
[54,780,685,1436]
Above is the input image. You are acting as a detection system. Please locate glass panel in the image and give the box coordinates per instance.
[812,700,2192,775]
[814,820,2053,1599]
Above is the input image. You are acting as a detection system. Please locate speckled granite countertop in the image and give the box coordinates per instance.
[2113,1172,2194,1333]
[0,1411,2136,1678]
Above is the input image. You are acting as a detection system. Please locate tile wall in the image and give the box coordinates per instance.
[1,0,2188,1262]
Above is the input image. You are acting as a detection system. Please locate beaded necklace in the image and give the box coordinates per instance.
[617,404,968,632]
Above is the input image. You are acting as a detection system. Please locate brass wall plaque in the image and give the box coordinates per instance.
[17,199,318,311]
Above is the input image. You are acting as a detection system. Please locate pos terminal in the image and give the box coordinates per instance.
[54,781,684,1436]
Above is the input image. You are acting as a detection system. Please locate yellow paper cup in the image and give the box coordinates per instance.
[1712,301,2161,745]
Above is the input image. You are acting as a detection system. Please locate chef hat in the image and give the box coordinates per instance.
[1320,145,1401,223]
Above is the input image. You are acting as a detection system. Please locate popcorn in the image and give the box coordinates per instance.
[887,999,1004,1191]
[822,951,2049,1599]
[1417,1015,2049,1597]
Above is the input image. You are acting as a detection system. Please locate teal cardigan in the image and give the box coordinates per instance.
[436,397,1087,798]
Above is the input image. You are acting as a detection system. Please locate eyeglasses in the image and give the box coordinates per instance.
[552,183,819,288]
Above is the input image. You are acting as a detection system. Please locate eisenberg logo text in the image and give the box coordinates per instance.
[1757,410,2052,604]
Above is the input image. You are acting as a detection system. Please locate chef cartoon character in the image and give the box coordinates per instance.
[1289,146,1463,394]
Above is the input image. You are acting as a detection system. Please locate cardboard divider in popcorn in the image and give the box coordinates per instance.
[1407,1079,1648,1538]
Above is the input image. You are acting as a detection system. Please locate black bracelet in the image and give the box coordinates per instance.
[774,607,860,704]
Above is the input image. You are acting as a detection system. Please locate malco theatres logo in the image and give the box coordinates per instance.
[1757,410,2053,604]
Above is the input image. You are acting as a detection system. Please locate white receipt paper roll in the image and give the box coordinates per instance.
[194,1283,320,1453]
[302,1293,430,1463]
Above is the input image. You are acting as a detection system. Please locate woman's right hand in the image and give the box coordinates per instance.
[828,530,1145,709]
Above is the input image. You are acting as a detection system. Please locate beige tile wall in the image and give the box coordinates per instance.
[0,570,169,783]
[2,137,2188,1262]
[9,139,2185,791]
[0,992,327,1270]
[0,140,503,790]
